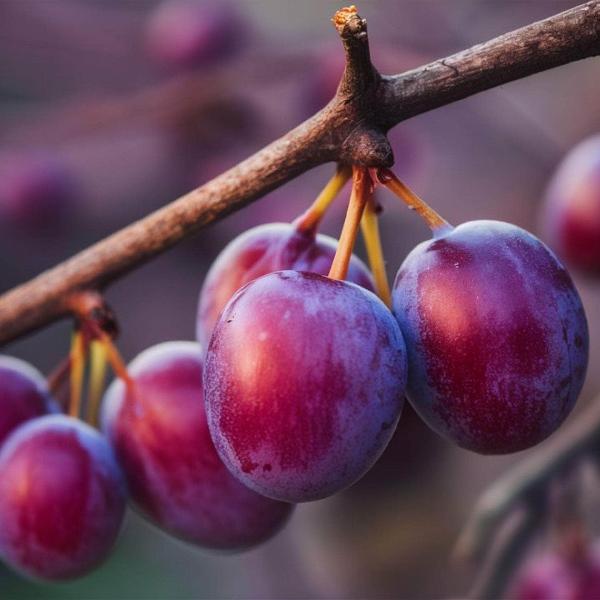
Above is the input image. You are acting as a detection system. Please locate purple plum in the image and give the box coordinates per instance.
[542,135,600,274]
[392,220,588,454]
[0,415,126,580]
[102,341,292,550]
[196,222,375,347]
[0,355,56,446]
[204,270,407,502]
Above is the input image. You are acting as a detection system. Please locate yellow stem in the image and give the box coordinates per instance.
[329,166,369,281]
[378,168,452,235]
[87,341,108,427]
[69,331,87,419]
[294,164,352,233]
[360,197,392,307]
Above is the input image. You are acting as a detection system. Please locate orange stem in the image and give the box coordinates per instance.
[377,168,452,235]
[47,355,71,399]
[329,166,370,281]
[294,164,352,234]
[93,328,132,386]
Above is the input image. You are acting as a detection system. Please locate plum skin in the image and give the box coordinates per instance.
[0,415,126,581]
[0,355,56,446]
[196,223,375,348]
[102,341,292,550]
[204,270,407,503]
[392,220,589,454]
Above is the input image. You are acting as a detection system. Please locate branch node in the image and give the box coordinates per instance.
[65,291,119,339]
[341,126,394,168]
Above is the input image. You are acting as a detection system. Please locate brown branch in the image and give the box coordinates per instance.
[1,2,600,345]
[467,506,543,600]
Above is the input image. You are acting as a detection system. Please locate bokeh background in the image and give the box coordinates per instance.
[1,1,600,598]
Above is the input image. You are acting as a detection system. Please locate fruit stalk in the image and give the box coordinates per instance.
[294,164,352,233]
[88,341,108,426]
[329,167,369,281]
[47,355,72,398]
[360,195,391,306]
[95,330,132,386]
[376,168,452,234]
[68,331,87,418]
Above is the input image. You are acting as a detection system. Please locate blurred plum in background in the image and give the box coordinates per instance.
[0,151,77,234]
[144,1,245,71]
[0,416,126,581]
[509,539,600,600]
[542,135,600,275]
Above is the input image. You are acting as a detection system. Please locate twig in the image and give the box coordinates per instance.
[467,506,543,599]
[454,397,600,565]
[0,2,599,345]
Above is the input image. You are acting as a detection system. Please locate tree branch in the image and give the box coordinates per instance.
[1,2,600,345]
[454,396,600,565]
[467,506,542,600]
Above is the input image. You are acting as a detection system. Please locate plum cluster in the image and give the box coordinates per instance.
[200,216,587,498]
[0,180,589,582]
[0,343,293,581]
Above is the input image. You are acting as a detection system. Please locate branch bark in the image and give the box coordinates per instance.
[1,1,600,345]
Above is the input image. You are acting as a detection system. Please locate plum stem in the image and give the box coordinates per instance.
[294,164,352,234]
[360,194,392,307]
[66,290,132,391]
[47,355,72,401]
[87,341,108,427]
[92,327,132,387]
[376,168,452,235]
[329,166,369,281]
[68,330,87,419]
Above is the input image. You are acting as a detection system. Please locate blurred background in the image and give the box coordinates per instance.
[1,1,600,598]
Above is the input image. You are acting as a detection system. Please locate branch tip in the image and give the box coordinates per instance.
[332,6,359,34]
